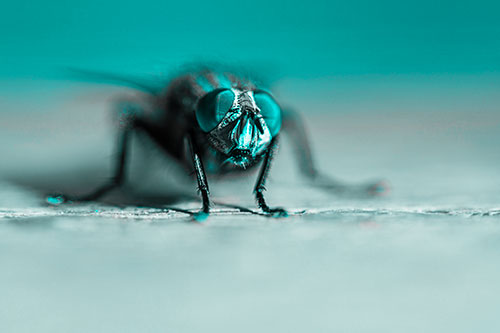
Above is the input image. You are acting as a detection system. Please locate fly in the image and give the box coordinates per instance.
[49,67,387,220]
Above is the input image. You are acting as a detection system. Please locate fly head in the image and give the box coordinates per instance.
[195,88,282,168]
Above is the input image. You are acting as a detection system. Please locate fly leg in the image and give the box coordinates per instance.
[254,136,288,217]
[281,108,388,196]
[187,134,211,221]
[47,102,138,204]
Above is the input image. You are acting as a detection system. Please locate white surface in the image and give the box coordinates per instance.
[1,77,500,332]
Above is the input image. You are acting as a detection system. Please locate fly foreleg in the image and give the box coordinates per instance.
[254,136,288,217]
[47,102,138,204]
[187,134,211,221]
[77,126,131,201]
[281,108,387,196]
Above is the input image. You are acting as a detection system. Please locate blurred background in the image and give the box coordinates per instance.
[1,1,500,332]
[1,0,500,76]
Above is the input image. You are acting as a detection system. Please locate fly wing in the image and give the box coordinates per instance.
[61,68,166,94]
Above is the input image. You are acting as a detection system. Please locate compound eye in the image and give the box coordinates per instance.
[254,92,282,137]
[195,89,235,132]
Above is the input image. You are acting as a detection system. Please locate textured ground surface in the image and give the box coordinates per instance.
[2,77,500,332]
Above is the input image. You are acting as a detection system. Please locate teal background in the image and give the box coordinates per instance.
[1,0,499,78]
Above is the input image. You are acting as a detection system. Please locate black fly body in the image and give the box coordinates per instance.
[48,67,387,220]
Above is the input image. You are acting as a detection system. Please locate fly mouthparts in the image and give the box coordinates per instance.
[230,148,251,158]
